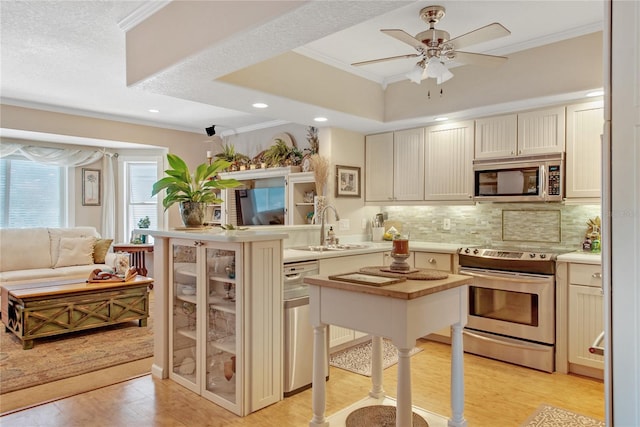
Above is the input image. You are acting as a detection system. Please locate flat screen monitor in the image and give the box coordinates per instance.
[235,187,285,225]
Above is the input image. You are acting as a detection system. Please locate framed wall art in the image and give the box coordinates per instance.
[335,165,361,198]
[82,168,101,206]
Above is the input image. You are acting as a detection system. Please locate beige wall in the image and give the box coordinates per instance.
[0,104,326,232]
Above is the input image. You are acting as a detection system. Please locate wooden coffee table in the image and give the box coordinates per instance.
[1,276,153,349]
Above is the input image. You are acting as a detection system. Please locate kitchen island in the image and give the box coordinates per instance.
[146,228,287,416]
[305,272,471,427]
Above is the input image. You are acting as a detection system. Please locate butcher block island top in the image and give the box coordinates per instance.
[304,272,470,300]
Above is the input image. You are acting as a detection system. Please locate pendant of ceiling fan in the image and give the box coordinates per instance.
[351,5,511,84]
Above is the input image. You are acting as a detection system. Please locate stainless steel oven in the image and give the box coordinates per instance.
[459,247,561,373]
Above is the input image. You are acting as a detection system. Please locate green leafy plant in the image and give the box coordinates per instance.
[214,143,250,164]
[151,153,241,210]
[137,216,150,228]
[263,138,293,167]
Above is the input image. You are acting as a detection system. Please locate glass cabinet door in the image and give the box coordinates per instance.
[204,247,239,406]
[169,241,200,390]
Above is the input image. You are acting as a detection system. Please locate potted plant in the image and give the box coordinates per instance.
[214,143,250,171]
[151,153,241,227]
[137,216,151,243]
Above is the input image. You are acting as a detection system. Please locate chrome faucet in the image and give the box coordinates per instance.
[315,204,340,246]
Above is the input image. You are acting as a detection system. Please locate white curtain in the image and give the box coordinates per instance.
[101,153,116,238]
[0,142,116,235]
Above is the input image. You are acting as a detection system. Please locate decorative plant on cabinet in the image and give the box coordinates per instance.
[152,153,241,227]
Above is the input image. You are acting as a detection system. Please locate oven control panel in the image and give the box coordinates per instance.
[459,247,555,261]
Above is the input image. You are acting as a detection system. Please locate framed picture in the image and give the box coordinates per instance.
[213,208,222,221]
[82,168,101,206]
[335,165,361,198]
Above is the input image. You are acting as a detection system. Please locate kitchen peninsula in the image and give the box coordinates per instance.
[305,272,471,427]
[146,228,287,416]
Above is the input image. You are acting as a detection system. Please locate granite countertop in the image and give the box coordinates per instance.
[304,273,471,300]
[283,241,465,263]
[556,251,602,264]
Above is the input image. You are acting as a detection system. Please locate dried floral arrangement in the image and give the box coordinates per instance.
[311,154,330,196]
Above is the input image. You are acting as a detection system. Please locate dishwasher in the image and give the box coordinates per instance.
[283,260,328,396]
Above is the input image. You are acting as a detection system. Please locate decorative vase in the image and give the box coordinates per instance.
[314,195,327,221]
[179,201,207,227]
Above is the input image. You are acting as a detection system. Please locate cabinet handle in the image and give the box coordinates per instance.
[428,258,436,263]
[592,272,602,279]
[194,241,204,246]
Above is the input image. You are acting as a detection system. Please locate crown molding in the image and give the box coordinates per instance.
[118,1,172,32]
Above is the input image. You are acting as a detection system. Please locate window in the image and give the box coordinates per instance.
[121,159,160,242]
[0,155,67,228]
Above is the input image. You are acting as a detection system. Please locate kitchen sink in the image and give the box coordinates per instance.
[290,244,369,252]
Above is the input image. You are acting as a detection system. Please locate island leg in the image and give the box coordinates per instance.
[449,323,467,427]
[396,346,413,427]
[369,336,385,398]
[310,324,329,427]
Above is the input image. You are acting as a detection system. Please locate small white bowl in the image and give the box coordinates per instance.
[181,286,196,296]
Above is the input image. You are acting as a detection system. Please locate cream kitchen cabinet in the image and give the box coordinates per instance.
[474,114,518,159]
[154,233,283,416]
[517,106,566,156]
[424,120,474,201]
[319,252,383,349]
[565,101,604,199]
[414,251,454,273]
[474,107,565,159]
[567,263,604,378]
[556,260,604,379]
[365,129,424,202]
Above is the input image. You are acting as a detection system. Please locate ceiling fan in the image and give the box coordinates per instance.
[352,5,511,84]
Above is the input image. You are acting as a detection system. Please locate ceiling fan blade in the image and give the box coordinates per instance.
[351,53,420,67]
[449,51,508,67]
[381,29,426,50]
[447,23,511,50]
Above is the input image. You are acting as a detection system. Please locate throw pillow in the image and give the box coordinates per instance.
[54,236,96,268]
[93,238,113,264]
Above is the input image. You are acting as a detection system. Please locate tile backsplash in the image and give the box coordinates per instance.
[381,203,601,251]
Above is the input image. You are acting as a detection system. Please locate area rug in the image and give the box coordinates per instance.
[330,339,422,377]
[0,295,154,394]
[521,404,605,427]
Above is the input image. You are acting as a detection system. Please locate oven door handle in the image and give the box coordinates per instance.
[459,269,552,284]
[463,329,551,352]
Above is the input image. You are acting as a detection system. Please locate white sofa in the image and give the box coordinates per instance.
[0,227,116,283]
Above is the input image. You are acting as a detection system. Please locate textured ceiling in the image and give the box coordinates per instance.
[0,1,604,143]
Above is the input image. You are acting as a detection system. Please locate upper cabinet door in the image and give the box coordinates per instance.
[365,132,394,201]
[517,107,566,156]
[424,120,474,201]
[565,101,604,199]
[393,128,425,201]
[475,114,518,159]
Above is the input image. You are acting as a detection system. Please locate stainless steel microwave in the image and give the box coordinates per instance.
[473,154,564,202]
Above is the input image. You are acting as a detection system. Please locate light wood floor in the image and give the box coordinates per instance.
[1,340,604,426]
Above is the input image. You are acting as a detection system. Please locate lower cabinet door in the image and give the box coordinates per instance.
[568,284,604,370]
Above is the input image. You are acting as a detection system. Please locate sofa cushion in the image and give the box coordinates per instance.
[93,238,113,264]
[0,264,111,284]
[49,227,100,267]
[54,237,96,268]
[0,228,52,272]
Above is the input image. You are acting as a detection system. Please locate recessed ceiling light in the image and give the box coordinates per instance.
[434,117,448,122]
[314,117,328,122]
[586,90,604,97]
[252,102,268,109]
[148,109,160,113]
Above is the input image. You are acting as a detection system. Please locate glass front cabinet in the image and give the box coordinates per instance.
[167,237,281,415]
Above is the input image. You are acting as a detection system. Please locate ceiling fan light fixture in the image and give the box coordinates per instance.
[406,61,426,84]
[425,56,453,84]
